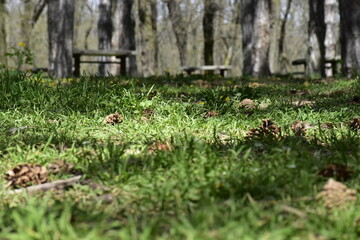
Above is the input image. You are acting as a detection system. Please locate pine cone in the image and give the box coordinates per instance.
[349,117,360,131]
[239,99,255,110]
[245,119,281,140]
[4,163,48,189]
[103,112,123,125]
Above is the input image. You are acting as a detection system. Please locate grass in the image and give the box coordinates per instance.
[0,70,360,239]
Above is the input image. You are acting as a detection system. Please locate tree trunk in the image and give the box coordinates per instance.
[0,0,6,66]
[203,0,218,65]
[136,0,158,77]
[278,0,292,75]
[20,0,46,48]
[98,0,113,76]
[241,0,271,77]
[324,0,338,77]
[165,0,188,66]
[20,0,33,47]
[307,0,325,77]
[339,0,360,77]
[32,0,46,27]
[47,0,74,79]
[111,0,137,76]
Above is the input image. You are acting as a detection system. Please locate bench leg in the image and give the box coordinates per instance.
[74,55,80,77]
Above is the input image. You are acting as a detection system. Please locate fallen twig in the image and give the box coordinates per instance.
[280,204,307,218]
[7,175,82,195]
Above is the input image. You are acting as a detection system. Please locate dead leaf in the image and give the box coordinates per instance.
[291,121,313,136]
[47,159,75,175]
[4,163,48,189]
[192,80,213,88]
[103,112,123,125]
[148,91,158,100]
[48,119,58,124]
[141,108,154,122]
[248,83,266,88]
[148,142,172,153]
[201,111,218,119]
[320,123,335,130]
[318,164,354,181]
[142,108,154,117]
[289,89,310,96]
[7,126,28,135]
[292,100,315,107]
[317,178,357,209]
[351,96,360,104]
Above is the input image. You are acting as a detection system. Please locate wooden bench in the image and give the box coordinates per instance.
[182,65,232,77]
[292,58,341,75]
[73,49,136,77]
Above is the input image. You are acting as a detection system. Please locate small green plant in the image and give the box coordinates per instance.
[6,42,33,70]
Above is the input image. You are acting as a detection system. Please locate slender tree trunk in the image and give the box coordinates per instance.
[307,0,325,77]
[241,0,271,77]
[324,0,338,77]
[137,0,158,77]
[111,0,137,76]
[339,0,360,78]
[84,4,95,50]
[20,0,46,47]
[21,0,33,47]
[269,0,280,74]
[203,0,218,65]
[98,0,113,76]
[47,0,74,78]
[166,0,188,66]
[277,0,292,75]
[32,0,46,27]
[0,0,6,66]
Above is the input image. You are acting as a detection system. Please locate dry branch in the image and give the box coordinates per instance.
[7,175,82,195]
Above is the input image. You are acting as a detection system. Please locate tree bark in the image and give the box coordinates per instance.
[307,0,325,77]
[47,0,74,78]
[98,0,113,76]
[0,0,6,66]
[241,0,271,77]
[339,0,360,77]
[137,0,158,77]
[111,0,137,76]
[203,0,218,65]
[165,0,188,66]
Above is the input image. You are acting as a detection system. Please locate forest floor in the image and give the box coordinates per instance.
[0,71,360,239]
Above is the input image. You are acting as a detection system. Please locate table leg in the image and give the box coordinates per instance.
[74,54,81,77]
[220,69,226,77]
[120,56,127,76]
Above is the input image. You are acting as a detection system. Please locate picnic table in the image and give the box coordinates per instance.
[292,57,341,76]
[182,65,232,77]
[73,49,136,77]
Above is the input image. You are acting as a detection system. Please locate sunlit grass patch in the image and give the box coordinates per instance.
[0,71,360,238]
